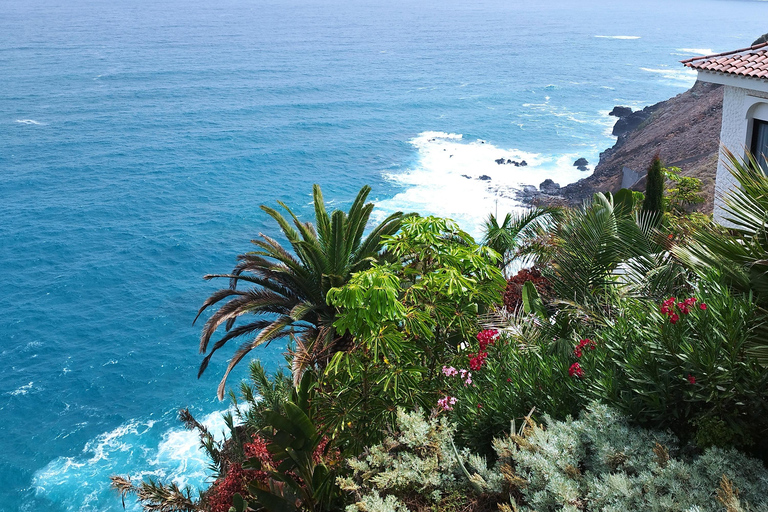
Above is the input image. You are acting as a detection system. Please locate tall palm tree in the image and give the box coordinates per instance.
[195,185,404,399]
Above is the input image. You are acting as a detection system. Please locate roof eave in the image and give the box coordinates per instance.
[695,69,768,94]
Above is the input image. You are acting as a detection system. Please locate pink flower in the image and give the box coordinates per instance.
[687,374,696,384]
[442,366,458,377]
[437,395,457,411]
[568,362,585,378]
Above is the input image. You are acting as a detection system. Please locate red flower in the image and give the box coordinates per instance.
[477,403,483,408]
[506,378,512,382]
[568,362,584,378]
[468,351,488,370]
[476,329,499,351]
[700,303,707,310]
[574,338,595,357]
[669,313,679,324]
[687,374,696,384]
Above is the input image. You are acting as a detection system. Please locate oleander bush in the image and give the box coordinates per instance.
[583,278,768,454]
[441,276,768,459]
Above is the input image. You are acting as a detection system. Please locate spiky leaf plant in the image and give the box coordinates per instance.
[195,185,404,398]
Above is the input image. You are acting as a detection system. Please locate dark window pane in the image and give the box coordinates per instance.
[752,119,768,174]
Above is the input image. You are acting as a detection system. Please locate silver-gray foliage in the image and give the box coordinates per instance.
[340,404,768,512]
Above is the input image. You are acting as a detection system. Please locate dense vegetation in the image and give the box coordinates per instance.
[113,153,768,512]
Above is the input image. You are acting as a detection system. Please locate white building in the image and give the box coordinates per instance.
[682,43,768,222]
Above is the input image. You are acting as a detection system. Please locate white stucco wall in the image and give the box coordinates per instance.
[696,71,768,223]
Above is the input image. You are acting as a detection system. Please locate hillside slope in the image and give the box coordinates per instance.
[554,81,723,213]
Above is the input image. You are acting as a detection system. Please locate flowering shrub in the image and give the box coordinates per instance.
[439,279,768,459]
[441,328,587,453]
[583,281,768,453]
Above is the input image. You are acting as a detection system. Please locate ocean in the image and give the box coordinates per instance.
[1,0,766,509]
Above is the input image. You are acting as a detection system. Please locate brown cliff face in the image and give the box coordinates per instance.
[553,81,723,213]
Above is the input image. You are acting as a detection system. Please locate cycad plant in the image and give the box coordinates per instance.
[195,185,404,398]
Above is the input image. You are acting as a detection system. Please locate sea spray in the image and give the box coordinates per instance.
[375,132,599,238]
[32,409,236,511]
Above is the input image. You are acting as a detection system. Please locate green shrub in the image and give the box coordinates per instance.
[581,278,768,454]
[643,155,665,214]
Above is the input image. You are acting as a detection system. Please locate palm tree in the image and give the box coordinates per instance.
[482,207,560,277]
[194,185,404,399]
[675,149,768,300]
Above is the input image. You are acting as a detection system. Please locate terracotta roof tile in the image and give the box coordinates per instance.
[682,42,768,80]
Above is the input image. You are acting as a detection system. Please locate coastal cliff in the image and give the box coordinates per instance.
[542,80,723,213]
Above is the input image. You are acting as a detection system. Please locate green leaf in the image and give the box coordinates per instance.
[522,281,548,320]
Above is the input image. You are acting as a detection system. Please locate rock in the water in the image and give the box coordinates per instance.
[539,179,560,194]
[753,32,768,46]
[495,158,506,165]
[478,175,492,181]
[573,157,589,167]
[609,106,633,118]
[520,185,538,196]
[520,160,527,166]
[461,174,472,179]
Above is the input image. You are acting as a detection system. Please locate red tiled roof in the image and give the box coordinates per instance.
[682,42,768,80]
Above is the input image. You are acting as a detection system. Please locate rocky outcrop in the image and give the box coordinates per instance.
[539,179,561,195]
[495,158,528,166]
[543,80,723,213]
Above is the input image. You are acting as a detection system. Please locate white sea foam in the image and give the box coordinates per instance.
[676,48,714,56]
[15,119,43,125]
[7,381,35,396]
[640,66,698,86]
[374,132,600,239]
[595,35,641,39]
[32,408,238,510]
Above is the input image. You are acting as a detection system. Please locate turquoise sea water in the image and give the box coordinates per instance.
[1,0,767,510]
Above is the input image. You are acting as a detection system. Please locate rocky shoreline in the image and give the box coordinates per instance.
[522,80,723,213]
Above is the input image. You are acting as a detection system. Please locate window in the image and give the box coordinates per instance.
[752,119,768,173]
